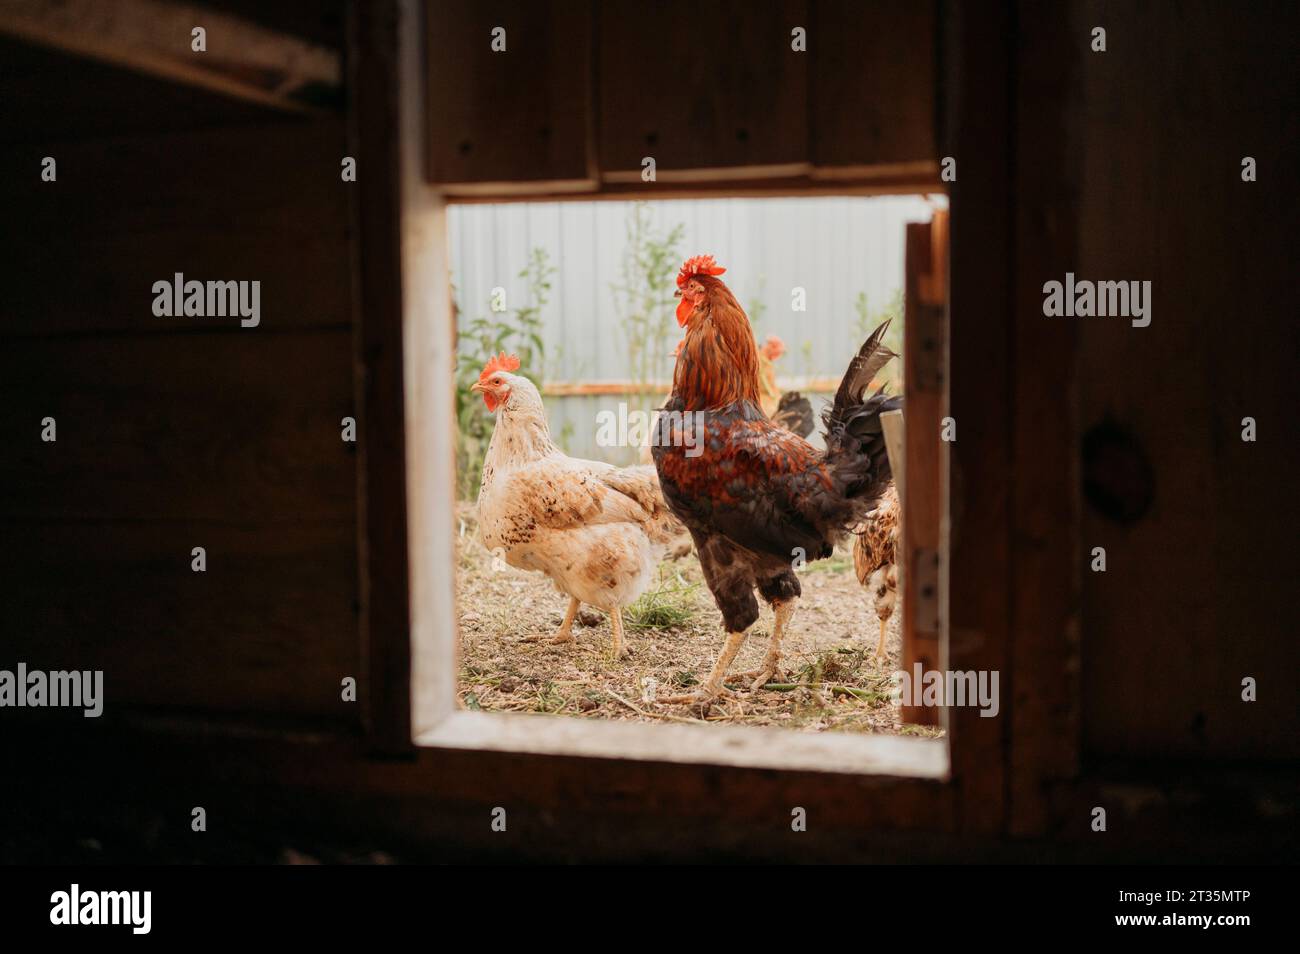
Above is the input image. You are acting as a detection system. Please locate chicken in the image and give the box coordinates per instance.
[758,334,815,437]
[472,352,682,658]
[652,255,900,707]
[756,334,785,417]
[853,483,899,660]
[772,390,815,438]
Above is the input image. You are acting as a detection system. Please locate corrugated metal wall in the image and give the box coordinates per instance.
[449,195,935,461]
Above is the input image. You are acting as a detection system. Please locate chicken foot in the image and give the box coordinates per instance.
[519,596,581,645]
[730,598,795,691]
[658,629,748,707]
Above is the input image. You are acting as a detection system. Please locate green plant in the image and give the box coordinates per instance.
[800,339,816,378]
[609,203,685,416]
[454,248,556,499]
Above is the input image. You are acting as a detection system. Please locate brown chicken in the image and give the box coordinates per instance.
[853,484,899,660]
[652,255,900,707]
[758,334,815,437]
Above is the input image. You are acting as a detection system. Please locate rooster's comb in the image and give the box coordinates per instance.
[677,254,727,288]
[478,351,520,383]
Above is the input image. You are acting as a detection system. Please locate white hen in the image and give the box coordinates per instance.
[471,353,681,658]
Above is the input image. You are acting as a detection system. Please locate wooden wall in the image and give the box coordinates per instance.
[0,0,1294,863]
[1074,0,1299,759]
[425,0,938,192]
[0,32,359,723]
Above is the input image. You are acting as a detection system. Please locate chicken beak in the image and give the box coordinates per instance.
[673,289,682,298]
[469,381,486,394]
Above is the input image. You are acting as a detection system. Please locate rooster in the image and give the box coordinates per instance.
[472,353,681,658]
[652,255,900,706]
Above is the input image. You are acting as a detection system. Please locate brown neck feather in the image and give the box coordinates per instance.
[672,279,762,410]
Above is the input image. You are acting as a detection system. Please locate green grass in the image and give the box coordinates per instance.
[625,574,700,631]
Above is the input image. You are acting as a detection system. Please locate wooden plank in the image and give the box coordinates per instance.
[1075,0,1299,760]
[598,0,809,177]
[0,120,351,337]
[809,0,938,169]
[424,0,594,187]
[348,0,414,753]
[11,722,1298,862]
[1006,0,1081,835]
[0,0,341,114]
[402,0,459,739]
[3,520,358,718]
[900,220,942,725]
[0,331,356,523]
[0,33,285,143]
[943,0,1011,836]
[443,171,941,201]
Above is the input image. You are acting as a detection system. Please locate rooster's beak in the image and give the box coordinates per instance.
[673,289,682,298]
[469,381,486,394]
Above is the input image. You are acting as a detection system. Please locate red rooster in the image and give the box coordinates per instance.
[652,255,900,707]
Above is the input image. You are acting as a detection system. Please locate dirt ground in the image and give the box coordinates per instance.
[455,504,943,737]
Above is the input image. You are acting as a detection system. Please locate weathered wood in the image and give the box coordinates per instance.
[0,33,285,144]
[444,171,941,202]
[598,0,809,178]
[809,0,938,170]
[11,713,1296,861]
[944,0,1012,835]
[400,0,460,740]
[425,0,595,188]
[1006,0,1081,835]
[1,120,352,338]
[348,0,414,753]
[0,0,341,113]
[901,220,942,726]
[3,520,358,717]
[1075,0,1299,759]
[0,332,356,523]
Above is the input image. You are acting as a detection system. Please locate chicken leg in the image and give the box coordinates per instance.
[874,616,888,660]
[520,595,581,645]
[609,607,629,659]
[659,629,747,707]
[731,598,795,690]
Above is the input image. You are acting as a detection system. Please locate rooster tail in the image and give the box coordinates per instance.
[821,320,903,500]
[826,320,897,431]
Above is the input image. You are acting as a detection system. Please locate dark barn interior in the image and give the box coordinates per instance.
[1,0,1296,864]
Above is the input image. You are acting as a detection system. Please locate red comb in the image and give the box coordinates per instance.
[676,254,727,288]
[479,351,520,383]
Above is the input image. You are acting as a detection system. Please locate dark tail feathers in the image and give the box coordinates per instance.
[822,320,903,498]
